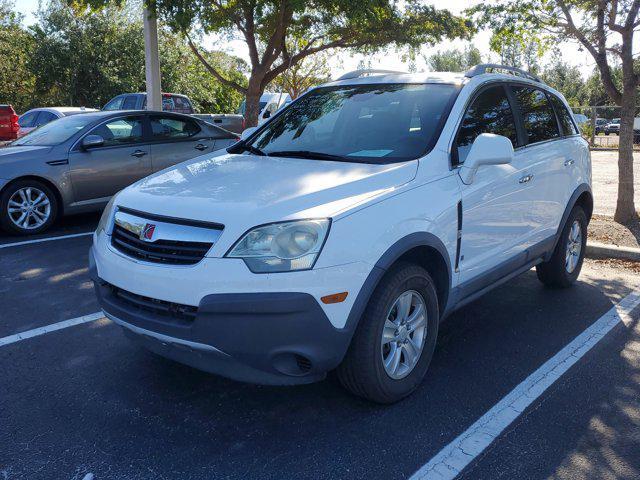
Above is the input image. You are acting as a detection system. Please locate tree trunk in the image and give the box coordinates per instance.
[614,84,638,223]
[244,76,264,128]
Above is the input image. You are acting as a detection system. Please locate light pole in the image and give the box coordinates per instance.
[143,7,162,111]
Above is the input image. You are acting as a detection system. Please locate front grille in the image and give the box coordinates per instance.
[107,283,197,322]
[111,224,212,265]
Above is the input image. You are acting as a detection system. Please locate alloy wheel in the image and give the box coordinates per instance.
[7,187,51,230]
[380,290,427,380]
[565,220,582,273]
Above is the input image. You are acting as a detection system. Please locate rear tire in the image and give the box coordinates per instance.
[337,262,439,404]
[536,206,587,288]
[0,179,58,235]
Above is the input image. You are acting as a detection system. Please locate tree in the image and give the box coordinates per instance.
[472,0,640,223]
[541,57,586,106]
[489,30,542,74]
[137,0,473,126]
[425,44,483,72]
[0,1,36,112]
[22,1,245,112]
[270,40,331,99]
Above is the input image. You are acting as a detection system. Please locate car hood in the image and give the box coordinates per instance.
[116,153,417,231]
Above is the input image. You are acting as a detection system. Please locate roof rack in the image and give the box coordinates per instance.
[465,64,542,83]
[336,69,408,81]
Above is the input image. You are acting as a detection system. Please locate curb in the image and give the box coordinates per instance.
[586,241,640,262]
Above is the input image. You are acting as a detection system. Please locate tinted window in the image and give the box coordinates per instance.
[248,83,459,163]
[90,117,144,147]
[35,111,58,127]
[455,85,518,164]
[172,96,193,113]
[18,111,38,128]
[103,96,124,111]
[151,116,200,139]
[513,87,560,144]
[549,95,578,136]
[121,95,138,110]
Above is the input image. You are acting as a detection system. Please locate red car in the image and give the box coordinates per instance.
[0,104,19,141]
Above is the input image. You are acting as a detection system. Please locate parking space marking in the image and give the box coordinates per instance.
[0,312,105,347]
[410,289,640,480]
[0,231,93,249]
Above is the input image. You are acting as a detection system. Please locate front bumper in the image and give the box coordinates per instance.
[89,245,363,385]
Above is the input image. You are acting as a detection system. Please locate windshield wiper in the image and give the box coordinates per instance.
[266,150,350,162]
[231,141,266,156]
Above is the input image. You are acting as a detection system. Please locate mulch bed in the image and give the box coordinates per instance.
[588,214,640,248]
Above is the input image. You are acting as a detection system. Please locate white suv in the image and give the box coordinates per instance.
[90,65,592,403]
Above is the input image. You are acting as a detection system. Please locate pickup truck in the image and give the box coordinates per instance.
[192,114,244,134]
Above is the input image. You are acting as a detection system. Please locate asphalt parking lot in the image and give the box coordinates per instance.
[2,210,640,480]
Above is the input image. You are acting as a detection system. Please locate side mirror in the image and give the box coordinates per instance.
[262,110,271,119]
[82,134,104,150]
[459,133,513,185]
[240,126,257,141]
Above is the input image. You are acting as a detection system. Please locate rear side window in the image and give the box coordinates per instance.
[121,95,138,110]
[103,96,124,111]
[150,116,200,139]
[549,95,578,136]
[35,111,58,127]
[455,85,518,164]
[512,87,560,144]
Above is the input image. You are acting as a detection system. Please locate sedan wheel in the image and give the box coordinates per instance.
[8,187,51,230]
[0,180,58,235]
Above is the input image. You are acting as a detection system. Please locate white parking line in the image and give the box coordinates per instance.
[410,289,640,480]
[0,231,93,249]
[0,312,105,347]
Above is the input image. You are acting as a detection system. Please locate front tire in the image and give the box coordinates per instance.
[337,262,439,403]
[536,206,587,288]
[0,180,58,235]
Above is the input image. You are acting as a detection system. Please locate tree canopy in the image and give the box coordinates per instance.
[69,0,473,125]
[0,0,247,113]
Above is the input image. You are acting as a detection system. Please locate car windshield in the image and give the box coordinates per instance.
[246,83,459,163]
[12,115,96,146]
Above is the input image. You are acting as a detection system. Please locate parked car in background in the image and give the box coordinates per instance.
[238,92,291,125]
[0,105,19,142]
[193,113,244,134]
[573,113,588,129]
[594,118,608,134]
[0,110,238,235]
[103,93,195,114]
[90,66,592,403]
[17,107,99,138]
[604,118,620,135]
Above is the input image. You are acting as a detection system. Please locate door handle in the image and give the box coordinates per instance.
[131,150,147,158]
[519,174,534,184]
[194,143,208,151]
[564,159,575,167]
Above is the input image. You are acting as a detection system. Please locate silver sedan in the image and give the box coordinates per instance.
[0,110,239,235]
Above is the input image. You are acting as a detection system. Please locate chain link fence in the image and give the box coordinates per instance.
[572,105,640,150]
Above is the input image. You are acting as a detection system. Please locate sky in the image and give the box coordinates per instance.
[12,0,610,79]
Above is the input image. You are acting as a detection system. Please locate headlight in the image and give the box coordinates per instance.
[96,195,117,235]
[226,219,331,273]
